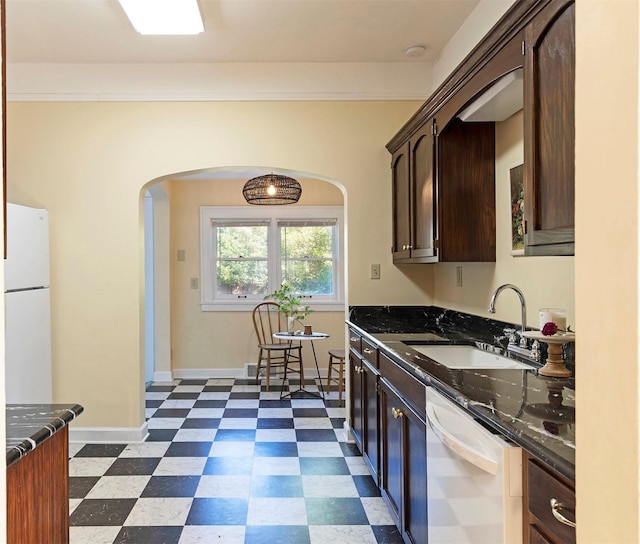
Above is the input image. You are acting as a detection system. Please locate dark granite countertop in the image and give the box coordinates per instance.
[6,404,84,467]
[348,305,575,481]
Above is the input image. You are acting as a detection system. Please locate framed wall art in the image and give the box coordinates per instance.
[510,163,524,255]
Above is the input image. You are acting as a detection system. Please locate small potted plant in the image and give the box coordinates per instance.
[265,282,312,333]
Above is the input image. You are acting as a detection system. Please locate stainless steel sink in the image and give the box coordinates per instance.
[406,344,530,370]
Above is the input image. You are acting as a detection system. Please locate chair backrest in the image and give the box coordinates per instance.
[252,302,286,345]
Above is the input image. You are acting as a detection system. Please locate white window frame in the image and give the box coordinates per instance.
[200,206,344,311]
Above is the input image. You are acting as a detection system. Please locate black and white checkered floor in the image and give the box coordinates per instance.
[68,378,404,544]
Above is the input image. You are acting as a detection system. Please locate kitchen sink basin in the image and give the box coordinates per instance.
[406,344,531,370]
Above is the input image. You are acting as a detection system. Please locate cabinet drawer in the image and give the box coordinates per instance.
[379,352,425,420]
[527,460,576,543]
[349,329,362,354]
[361,338,378,368]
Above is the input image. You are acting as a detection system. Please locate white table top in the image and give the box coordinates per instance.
[273,332,329,340]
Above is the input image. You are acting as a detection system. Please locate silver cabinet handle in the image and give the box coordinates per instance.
[350,337,357,342]
[550,498,576,528]
[363,348,374,354]
[391,407,404,419]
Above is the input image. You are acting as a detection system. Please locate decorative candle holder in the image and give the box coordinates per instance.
[523,331,575,377]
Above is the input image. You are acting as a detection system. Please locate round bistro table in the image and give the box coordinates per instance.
[273,331,329,400]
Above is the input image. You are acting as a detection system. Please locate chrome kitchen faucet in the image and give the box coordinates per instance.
[488,283,540,362]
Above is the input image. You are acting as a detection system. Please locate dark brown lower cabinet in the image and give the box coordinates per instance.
[349,350,364,450]
[524,453,576,543]
[349,349,380,482]
[380,379,428,544]
[7,426,70,544]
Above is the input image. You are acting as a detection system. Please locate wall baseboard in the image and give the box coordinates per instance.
[342,420,355,444]
[153,371,173,382]
[153,367,334,382]
[69,421,149,444]
[172,368,245,379]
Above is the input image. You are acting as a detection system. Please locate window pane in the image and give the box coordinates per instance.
[216,260,268,295]
[282,260,334,295]
[215,224,269,296]
[281,226,332,259]
[217,225,268,259]
[280,225,335,295]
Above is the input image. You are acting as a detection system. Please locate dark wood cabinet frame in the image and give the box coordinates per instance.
[388,0,575,260]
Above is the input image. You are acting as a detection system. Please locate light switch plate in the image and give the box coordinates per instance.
[371,264,381,280]
[456,266,463,287]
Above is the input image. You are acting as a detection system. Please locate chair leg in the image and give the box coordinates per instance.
[326,356,334,393]
[338,359,344,403]
[256,351,263,386]
[265,352,271,392]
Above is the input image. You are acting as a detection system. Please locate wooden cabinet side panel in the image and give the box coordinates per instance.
[7,427,69,544]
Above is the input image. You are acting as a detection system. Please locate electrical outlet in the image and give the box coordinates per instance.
[456,266,463,287]
[190,277,198,289]
[371,264,381,279]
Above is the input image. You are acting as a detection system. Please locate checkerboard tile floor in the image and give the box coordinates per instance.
[68,378,403,544]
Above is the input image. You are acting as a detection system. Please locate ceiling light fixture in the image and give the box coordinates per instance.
[243,174,302,205]
[118,0,204,35]
[405,45,426,58]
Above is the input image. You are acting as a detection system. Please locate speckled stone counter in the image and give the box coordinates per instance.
[348,305,575,481]
[6,404,84,467]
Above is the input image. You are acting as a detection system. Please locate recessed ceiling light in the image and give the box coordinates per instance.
[405,45,426,58]
[118,0,204,35]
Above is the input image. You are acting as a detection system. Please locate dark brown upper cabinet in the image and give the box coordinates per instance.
[387,0,575,262]
[391,120,436,263]
[437,118,496,262]
[524,0,575,256]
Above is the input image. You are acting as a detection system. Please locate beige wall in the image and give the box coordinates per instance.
[6,100,426,428]
[433,111,575,328]
[575,1,639,541]
[166,177,346,372]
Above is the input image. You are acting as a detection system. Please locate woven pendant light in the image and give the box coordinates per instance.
[242,174,302,205]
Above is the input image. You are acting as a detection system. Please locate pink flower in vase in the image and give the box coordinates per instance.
[542,322,558,336]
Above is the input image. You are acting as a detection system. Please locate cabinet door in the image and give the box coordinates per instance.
[410,120,436,260]
[524,0,575,255]
[379,382,403,529]
[403,403,427,544]
[362,360,379,483]
[391,142,412,262]
[437,117,496,262]
[529,525,554,544]
[349,351,364,450]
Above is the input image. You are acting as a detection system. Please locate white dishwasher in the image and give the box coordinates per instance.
[425,387,523,544]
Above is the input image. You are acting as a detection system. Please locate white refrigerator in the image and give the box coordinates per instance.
[4,203,53,404]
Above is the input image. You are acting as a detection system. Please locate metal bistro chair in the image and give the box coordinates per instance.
[252,302,303,391]
[326,349,346,404]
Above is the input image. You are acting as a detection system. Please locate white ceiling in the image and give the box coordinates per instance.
[7,0,480,64]
[5,0,482,100]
